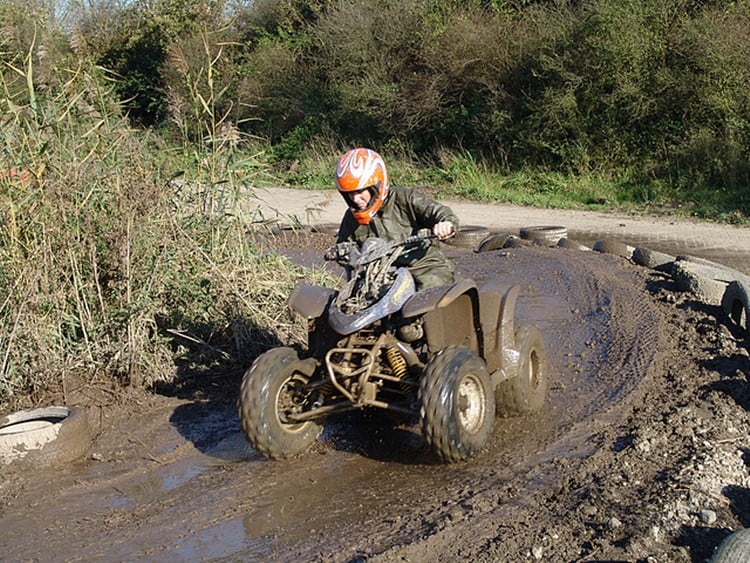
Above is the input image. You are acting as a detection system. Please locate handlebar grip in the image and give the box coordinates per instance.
[402,230,434,246]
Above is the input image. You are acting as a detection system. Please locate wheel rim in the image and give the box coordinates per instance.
[457,373,486,433]
[275,375,310,434]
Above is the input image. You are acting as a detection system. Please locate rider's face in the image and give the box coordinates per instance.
[349,187,373,211]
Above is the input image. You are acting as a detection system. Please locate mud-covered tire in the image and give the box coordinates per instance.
[0,406,91,465]
[476,232,514,253]
[593,239,635,260]
[520,226,568,244]
[557,238,591,252]
[632,246,675,270]
[673,255,746,285]
[419,346,495,463]
[443,226,490,250]
[712,528,750,563]
[672,260,730,306]
[496,325,548,416]
[676,254,744,279]
[722,280,750,331]
[504,236,532,248]
[238,347,321,460]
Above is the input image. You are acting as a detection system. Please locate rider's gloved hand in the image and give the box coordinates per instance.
[433,221,455,240]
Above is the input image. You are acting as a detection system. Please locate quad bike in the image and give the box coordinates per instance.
[238,230,548,462]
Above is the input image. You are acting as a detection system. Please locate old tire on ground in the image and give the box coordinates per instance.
[672,259,730,306]
[676,254,746,280]
[476,232,514,253]
[444,226,490,250]
[496,325,548,417]
[520,226,568,245]
[675,255,747,285]
[722,280,750,331]
[712,528,750,563]
[0,406,91,465]
[593,239,635,260]
[419,346,495,463]
[557,237,592,251]
[632,246,675,271]
[238,347,321,460]
[504,236,532,248]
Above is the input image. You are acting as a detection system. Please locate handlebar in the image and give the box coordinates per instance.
[324,226,454,263]
[400,228,435,246]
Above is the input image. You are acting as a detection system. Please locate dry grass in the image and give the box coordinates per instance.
[0,35,334,412]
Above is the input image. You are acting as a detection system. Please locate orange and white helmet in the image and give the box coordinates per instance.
[334,148,390,225]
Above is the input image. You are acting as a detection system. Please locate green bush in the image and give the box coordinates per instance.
[664,4,750,213]
[238,0,749,214]
[56,0,750,217]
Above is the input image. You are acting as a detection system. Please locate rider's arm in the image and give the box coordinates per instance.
[403,188,460,238]
[335,209,359,244]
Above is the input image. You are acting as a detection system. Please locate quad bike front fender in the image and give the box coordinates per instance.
[288,281,335,320]
[328,267,415,336]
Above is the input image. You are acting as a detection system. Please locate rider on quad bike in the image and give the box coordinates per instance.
[331,147,458,290]
[238,148,549,464]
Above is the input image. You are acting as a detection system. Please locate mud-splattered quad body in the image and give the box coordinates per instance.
[238,232,548,462]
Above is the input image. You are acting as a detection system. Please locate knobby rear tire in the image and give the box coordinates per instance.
[712,528,750,563]
[496,324,548,417]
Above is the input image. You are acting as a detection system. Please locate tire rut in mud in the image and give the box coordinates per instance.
[210,245,673,561]
[334,247,670,561]
[457,246,664,418]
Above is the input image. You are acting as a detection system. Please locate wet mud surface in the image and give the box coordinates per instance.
[1,231,749,562]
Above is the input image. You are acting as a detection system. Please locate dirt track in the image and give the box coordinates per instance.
[1,193,749,562]
[250,187,750,275]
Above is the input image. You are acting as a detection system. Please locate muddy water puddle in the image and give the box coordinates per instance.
[128,245,667,559]
[179,425,549,560]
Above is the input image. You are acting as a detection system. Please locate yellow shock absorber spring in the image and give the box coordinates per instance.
[385,346,408,379]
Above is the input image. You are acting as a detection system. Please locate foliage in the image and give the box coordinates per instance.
[232,0,334,44]
[224,0,748,216]
[56,0,750,218]
[70,0,229,125]
[0,9,333,411]
[3,0,750,410]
